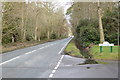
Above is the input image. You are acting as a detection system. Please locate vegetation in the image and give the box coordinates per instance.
[0,2,2,54]
[64,41,83,57]
[65,42,119,60]
[66,2,119,61]
[1,2,70,52]
[90,45,119,60]
[0,2,119,60]
[102,8,119,44]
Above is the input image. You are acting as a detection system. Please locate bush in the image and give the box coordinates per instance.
[75,19,99,47]
[2,36,12,44]
[26,35,33,41]
[50,33,57,39]
[102,8,119,45]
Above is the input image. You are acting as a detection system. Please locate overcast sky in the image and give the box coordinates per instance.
[56,1,72,26]
[51,0,72,26]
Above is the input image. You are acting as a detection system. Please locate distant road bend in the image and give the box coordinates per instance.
[0,37,73,78]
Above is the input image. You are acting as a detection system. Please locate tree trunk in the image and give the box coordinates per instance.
[57,32,60,38]
[38,37,40,41]
[34,15,38,41]
[23,4,29,41]
[38,28,41,41]
[98,1,105,43]
[0,2,2,55]
[12,34,15,43]
[21,3,24,42]
[34,24,38,41]
[23,27,26,41]
[0,2,2,78]
[47,30,50,39]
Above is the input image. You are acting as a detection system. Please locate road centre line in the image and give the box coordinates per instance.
[0,38,68,65]
[49,74,54,78]
[49,55,64,78]
[54,65,59,70]
[52,70,56,74]
[49,38,73,78]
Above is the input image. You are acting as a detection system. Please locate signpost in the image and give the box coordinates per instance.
[109,44,114,53]
[99,42,114,53]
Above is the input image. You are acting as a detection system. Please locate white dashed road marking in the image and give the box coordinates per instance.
[49,37,73,78]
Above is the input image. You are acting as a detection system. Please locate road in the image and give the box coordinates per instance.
[0,37,119,79]
[0,37,72,78]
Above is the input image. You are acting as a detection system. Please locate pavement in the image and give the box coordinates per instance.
[0,37,119,78]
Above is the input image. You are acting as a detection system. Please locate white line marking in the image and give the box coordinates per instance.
[39,47,44,49]
[58,38,72,54]
[54,66,59,70]
[57,62,61,65]
[49,55,64,78]
[25,52,32,55]
[0,43,58,65]
[52,70,56,74]
[0,38,72,66]
[49,74,54,78]
[49,37,73,78]
[0,56,20,66]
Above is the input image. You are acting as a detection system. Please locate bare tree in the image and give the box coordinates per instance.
[0,2,2,46]
[21,2,25,42]
[2,2,69,44]
[97,1,105,43]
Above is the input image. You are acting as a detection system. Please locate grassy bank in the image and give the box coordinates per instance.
[90,45,119,60]
[64,42,83,58]
[65,42,119,61]
[2,38,65,53]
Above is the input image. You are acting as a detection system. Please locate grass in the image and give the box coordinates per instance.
[97,61,108,64]
[90,45,119,60]
[64,42,83,57]
[65,42,119,61]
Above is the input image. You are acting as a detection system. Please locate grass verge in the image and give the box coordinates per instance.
[64,42,83,58]
[65,42,119,61]
[90,45,119,60]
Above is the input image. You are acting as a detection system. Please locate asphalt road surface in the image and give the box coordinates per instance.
[0,37,118,78]
[0,37,73,78]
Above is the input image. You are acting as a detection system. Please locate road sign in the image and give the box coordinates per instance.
[99,41,114,53]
